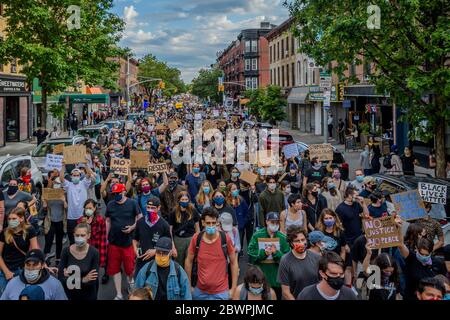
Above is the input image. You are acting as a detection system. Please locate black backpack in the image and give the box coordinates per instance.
[383,154,393,169]
[191,231,229,288]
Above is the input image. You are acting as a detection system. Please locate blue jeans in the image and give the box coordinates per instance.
[193,287,229,300]
[0,268,22,296]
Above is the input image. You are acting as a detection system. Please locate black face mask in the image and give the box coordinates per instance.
[169,180,178,190]
[7,186,18,195]
[311,191,319,198]
[325,275,345,291]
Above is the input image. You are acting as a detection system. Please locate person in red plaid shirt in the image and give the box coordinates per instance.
[77,199,108,271]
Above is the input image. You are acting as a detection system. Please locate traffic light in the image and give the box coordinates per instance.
[338,82,345,101]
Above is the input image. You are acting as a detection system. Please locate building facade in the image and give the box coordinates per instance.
[0,4,32,146]
[217,22,275,101]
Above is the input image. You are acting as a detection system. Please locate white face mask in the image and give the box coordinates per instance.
[268,183,276,191]
[268,223,279,233]
[284,187,291,194]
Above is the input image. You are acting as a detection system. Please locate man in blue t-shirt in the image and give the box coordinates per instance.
[135,173,169,213]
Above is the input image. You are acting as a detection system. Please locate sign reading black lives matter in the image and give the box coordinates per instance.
[418,182,447,205]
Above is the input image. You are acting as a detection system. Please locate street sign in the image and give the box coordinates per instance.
[320,72,332,89]
[323,91,331,109]
[343,100,352,109]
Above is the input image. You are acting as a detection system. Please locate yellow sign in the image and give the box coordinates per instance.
[218,85,224,92]
[176,102,183,109]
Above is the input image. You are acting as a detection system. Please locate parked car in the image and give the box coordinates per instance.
[264,131,295,149]
[372,173,450,246]
[77,124,109,141]
[295,141,349,180]
[0,155,44,209]
[256,122,274,130]
[100,120,122,130]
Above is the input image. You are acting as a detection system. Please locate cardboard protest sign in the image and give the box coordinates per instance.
[42,188,65,201]
[63,145,86,164]
[130,151,149,169]
[126,121,134,130]
[391,190,427,221]
[45,154,63,171]
[283,143,299,159]
[308,144,333,162]
[111,158,130,176]
[155,124,168,131]
[257,150,278,167]
[240,170,257,186]
[148,163,169,174]
[257,238,280,264]
[53,144,65,154]
[418,182,447,205]
[363,216,402,249]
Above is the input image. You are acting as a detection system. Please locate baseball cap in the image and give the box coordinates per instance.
[266,212,280,221]
[363,176,376,185]
[146,197,161,207]
[111,183,126,194]
[219,212,233,232]
[154,237,172,252]
[25,249,45,264]
[168,172,178,179]
[309,231,325,244]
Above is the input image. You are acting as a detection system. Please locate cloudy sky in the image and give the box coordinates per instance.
[112,0,289,83]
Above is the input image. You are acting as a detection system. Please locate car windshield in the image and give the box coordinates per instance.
[78,129,100,138]
[32,143,56,157]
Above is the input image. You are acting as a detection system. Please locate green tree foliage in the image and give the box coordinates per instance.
[0,0,125,127]
[191,68,223,103]
[284,0,450,177]
[138,54,186,102]
[245,85,286,125]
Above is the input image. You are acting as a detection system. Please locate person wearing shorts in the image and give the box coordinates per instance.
[105,184,142,300]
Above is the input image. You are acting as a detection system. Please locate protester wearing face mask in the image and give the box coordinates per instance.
[185,208,239,300]
[278,227,321,300]
[60,160,95,245]
[280,194,307,234]
[92,155,105,203]
[135,174,169,214]
[303,183,328,232]
[258,176,285,228]
[349,169,365,193]
[226,183,250,253]
[233,265,276,300]
[105,183,142,300]
[42,178,67,265]
[302,157,326,190]
[1,179,33,231]
[0,208,39,295]
[135,237,191,300]
[133,197,172,278]
[367,191,389,218]
[282,164,302,195]
[321,177,343,212]
[331,167,347,198]
[0,249,67,300]
[169,192,200,268]
[297,251,357,300]
[397,222,447,300]
[247,212,290,300]
[211,190,238,227]
[218,213,241,254]
[77,199,107,281]
[359,144,372,176]
[195,181,214,212]
[316,209,347,261]
[185,163,206,201]
[308,231,335,256]
[160,172,186,220]
[225,167,241,188]
[58,223,99,300]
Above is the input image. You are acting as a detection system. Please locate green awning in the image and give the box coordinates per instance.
[32,78,63,104]
[59,94,109,104]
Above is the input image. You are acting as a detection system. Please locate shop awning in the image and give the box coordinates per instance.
[288,87,310,104]
[58,93,109,104]
[344,85,390,97]
[86,87,103,94]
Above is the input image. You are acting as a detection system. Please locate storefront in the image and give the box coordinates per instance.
[0,75,31,146]
[287,86,321,134]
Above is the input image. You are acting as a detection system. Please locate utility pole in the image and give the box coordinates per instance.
[126,55,130,111]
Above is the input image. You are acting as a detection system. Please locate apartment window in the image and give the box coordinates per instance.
[270,69,273,85]
[0,35,3,72]
[10,59,17,73]
[350,61,356,77]
[298,62,301,85]
[245,41,251,53]
[303,59,308,85]
[246,77,252,90]
[291,36,295,55]
[312,69,316,85]
[281,39,284,59]
[251,40,258,53]
[245,59,251,71]
[277,42,280,61]
[252,77,258,89]
[252,58,258,71]
[281,65,285,87]
[286,65,290,87]
[270,46,272,63]
[286,37,289,57]
[364,59,372,80]
[277,67,281,86]
[292,63,295,86]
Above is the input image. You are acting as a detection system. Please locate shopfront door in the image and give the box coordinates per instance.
[5,96,19,142]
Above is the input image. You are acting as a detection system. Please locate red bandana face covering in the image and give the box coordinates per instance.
[293,243,306,254]
[22,175,32,184]
[148,210,159,225]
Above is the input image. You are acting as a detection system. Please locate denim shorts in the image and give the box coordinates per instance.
[0,269,22,296]
[192,287,229,300]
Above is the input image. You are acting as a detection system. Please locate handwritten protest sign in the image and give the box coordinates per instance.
[391,190,427,221]
[130,151,149,169]
[363,216,402,249]
[283,143,299,159]
[45,154,63,171]
[53,144,65,154]
[240,170,257,186]
[148,163,169,174]
[126,121,134,130]
[155,124,168,131]
[42,188,65,201]
[418,182,447,205]
[111,158,130,176]
[258,238,280,264]
[309,144,333,162]
[63,145,86,164]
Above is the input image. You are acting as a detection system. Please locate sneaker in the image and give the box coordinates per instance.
[113,295,124,300]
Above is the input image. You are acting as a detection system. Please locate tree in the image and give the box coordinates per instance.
[0,0,125,128]
[138,54,185,103]
[191,68,223,103]
[244,85,286,125]
[285,0,450,177]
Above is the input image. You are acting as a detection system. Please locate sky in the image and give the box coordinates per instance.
[112,0,289,83]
